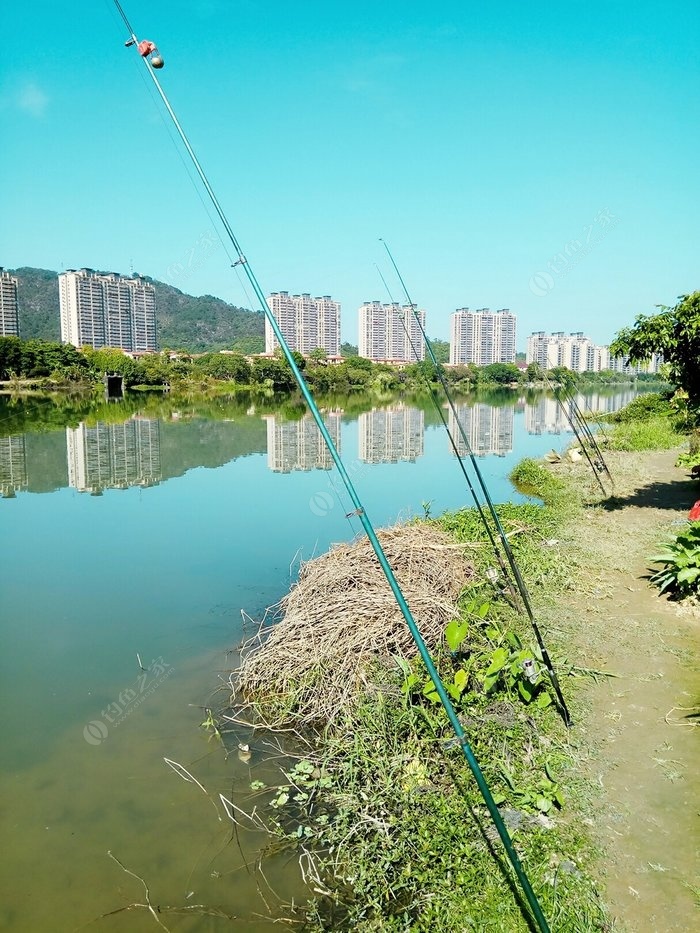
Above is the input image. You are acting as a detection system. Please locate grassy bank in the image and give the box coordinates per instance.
[229,465,613,930]
[225,396,695,931]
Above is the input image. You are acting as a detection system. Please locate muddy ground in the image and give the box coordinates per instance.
[546,448,698,931]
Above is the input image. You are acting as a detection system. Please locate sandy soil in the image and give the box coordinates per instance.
[549,449,699,931]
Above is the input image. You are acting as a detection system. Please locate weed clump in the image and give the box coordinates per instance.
[236,525,474,728]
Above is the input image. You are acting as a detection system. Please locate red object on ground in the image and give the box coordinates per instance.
[138,39,156,57]
[689,500,700,521]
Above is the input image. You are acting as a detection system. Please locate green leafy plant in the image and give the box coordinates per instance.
[498,762,565,813]
[481,632,553,709]
[676,451,700,470]
[649,523,700,597]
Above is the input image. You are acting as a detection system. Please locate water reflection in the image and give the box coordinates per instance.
[525,390,636,435]
[0,434,27,497]
[358,404,424,463]
[0,385,651,931]
[66,416,161,494]
[448,402,514,457]
[263,410,342,472]
[0,388,644,496]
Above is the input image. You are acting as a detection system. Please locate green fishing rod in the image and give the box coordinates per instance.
[111,4,551,929]
[374,265,519,604]
[380,240,572,728]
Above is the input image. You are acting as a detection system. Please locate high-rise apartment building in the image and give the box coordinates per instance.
[59,269,157,351]
[0,268,20,337]
[265,292,340,356]
[358,302,425,363]
[450,309,516,366]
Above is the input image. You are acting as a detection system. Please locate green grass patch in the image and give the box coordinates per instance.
[605,416,686,451]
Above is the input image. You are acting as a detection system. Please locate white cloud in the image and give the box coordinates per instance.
[17,82,49,117]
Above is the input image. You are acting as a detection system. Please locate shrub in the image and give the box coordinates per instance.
[649,523,700,598]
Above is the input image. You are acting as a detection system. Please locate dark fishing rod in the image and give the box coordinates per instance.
[110,5,551,930]
[374,265,518,603]
[562,389,614,488]
[543,374,610,496]
[380,240,572,728]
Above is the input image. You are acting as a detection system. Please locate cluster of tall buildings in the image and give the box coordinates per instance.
[450,308,517,366]
[0,267,666,377]
[526,331,663,374]
[59,269,157,352]
[358,302,426,362]
[265,292,340,357]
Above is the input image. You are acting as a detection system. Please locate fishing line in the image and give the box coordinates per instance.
[374,265,518,603]
[111,5,552,929]
[379,239,572,728]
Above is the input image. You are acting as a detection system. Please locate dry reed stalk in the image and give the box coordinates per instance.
[234,524,474,727]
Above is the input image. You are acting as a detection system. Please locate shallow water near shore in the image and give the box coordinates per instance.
[0,388,638,930]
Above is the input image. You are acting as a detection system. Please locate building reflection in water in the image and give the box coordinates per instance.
[448,403,514,457]
[524,390,636,435]
[263,412,342,472]
[66,417,161,494]
[358,405,424,464]
[0,435,28,498]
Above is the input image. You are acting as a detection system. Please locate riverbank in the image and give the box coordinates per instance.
[230,430,698,930]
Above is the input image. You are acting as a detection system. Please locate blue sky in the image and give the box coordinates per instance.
[1,1,698,347]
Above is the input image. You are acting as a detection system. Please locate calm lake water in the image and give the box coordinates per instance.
[0,387,636,931]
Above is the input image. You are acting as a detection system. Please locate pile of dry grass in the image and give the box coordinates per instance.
[234,524,474,727]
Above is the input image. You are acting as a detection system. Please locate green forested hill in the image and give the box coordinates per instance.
[10,266,265,353]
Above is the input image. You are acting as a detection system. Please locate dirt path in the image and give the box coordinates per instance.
[552,449,699,931]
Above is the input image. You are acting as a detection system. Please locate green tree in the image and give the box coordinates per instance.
[309,347,328,362]
[526,361,543,381]
[252,357,296,391]
[83,347,145,387]
[430,339,450,364]
[195,352,252,382]
[482,363,521,385]
[610,292,700,409]
[340,342,358,358]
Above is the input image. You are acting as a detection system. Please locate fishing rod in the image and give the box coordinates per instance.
[380,240,572,729]
[543,374,611,495]
[562,388,614,487]
[374,265,519,604]
[110,5,551,930]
